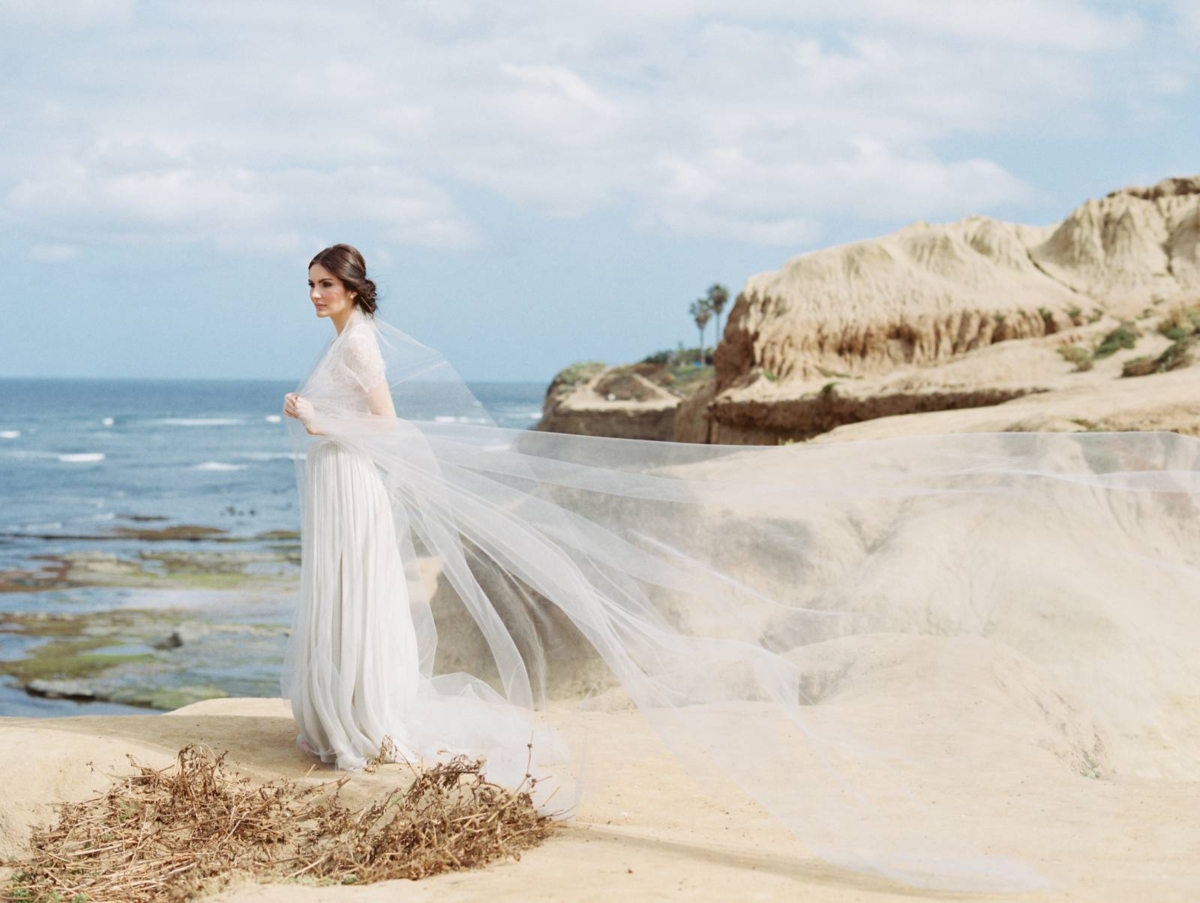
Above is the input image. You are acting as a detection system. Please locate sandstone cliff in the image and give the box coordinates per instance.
[537,175,1200,445]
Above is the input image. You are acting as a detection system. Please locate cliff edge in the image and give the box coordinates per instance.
[538,175,1200,444]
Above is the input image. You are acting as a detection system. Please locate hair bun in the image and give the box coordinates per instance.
[308,244,380,315]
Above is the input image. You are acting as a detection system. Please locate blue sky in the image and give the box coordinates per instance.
[1,0,1196,382]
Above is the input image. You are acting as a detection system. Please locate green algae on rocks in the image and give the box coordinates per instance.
[0,607,286,712]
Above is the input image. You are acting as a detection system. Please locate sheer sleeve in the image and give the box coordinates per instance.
[341,327,388,394]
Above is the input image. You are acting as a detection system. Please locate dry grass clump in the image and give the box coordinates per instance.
[1121,335,1198,378]
[1155,301,1200,340]
[1056,343,1094,371]
[4,738,559,903]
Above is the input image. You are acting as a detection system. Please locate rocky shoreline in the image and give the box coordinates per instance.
[0,526,300,713]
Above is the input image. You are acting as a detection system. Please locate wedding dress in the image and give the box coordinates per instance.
[283,309,568,794]
[287,435,421,769]
[279,305,1200,893]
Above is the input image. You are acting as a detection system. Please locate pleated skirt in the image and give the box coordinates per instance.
[287,438,421,770]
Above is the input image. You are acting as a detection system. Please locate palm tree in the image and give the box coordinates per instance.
[706,283,730,343]
[689,297,713,365]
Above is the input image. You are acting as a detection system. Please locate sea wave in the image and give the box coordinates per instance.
[101,417,114,427]
[194,461,248,472]
[264,414,282,423]
[0,450,49,460]
[0,451,106,465]
[0,430,20,439]
[48,495,107,507]
[158,418,246,427]
[239,452,303,461]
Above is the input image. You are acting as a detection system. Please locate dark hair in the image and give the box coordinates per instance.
[308,243,378,315]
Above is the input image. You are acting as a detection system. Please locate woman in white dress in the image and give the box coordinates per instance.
[276,244,1200,894]
[281,245,565,790]
[282,248,421,770]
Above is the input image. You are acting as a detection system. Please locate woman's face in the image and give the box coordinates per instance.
[308,263,357,320]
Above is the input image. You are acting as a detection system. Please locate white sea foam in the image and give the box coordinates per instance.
[0,430,20,439]
[194,461,248,472]
[101,417,114,427]
[52,495,106,507]
[239,452,303,461]
[59,452,105,463]
[159,418,245,427]
[25,521,63,531]
[264,414,282,423]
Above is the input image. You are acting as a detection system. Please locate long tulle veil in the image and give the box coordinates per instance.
[281,305,1200,892]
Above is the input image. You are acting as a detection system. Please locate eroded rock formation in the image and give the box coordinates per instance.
[537,176,1200,444]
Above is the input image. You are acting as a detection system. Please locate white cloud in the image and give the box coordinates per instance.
[1150,71,1189,95]
[0,0,132,27]
[25,242,80,262]
[645,141,1032,245]
[820,0,1142,50]
[500,64,618,122]
[1175,0,1200,36]
[7,144,477,252]
[0,0,1182,253]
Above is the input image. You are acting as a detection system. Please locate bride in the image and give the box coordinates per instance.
[281,245,567,792]
[279,244,1200,893]
[281,252,417,770]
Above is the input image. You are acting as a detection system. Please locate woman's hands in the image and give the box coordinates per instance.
[283,392,311,421]
[283,393,323,435]
[284,391,397,436]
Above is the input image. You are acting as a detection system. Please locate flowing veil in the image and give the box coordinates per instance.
[281,305,1200,892]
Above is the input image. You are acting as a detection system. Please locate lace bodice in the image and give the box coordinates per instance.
[331,317,387,395]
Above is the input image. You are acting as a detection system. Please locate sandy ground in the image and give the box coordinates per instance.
[810,364,1200,443]
[1,694,1197,902]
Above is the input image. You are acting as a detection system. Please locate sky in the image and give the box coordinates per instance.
[1,0,1196,383]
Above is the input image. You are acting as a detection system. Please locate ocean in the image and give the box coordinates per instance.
[0,378,548,718]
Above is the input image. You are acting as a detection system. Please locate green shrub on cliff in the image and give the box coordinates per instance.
[1092,322,1139,359]
[555,361,606,388]
[640,346,712,368]
[1155,303,1200,340]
